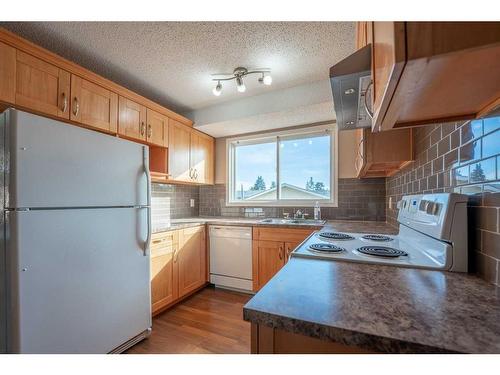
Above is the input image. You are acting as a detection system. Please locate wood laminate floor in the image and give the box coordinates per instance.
[126,286,252,354]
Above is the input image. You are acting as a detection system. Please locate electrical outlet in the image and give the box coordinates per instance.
[190,199,195,208]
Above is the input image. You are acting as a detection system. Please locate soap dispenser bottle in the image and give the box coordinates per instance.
[314,201,321,220]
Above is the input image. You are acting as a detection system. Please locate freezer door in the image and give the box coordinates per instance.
[6,208,151,354]
[5,109,148,208]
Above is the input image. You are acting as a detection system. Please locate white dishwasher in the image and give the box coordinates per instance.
[209,225,253,293]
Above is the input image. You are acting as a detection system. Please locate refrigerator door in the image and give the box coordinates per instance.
[4,109,148,209]
[6,208,151,354]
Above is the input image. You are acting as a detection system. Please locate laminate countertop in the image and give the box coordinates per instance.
[152,217,398,234]
[243,256,500,354]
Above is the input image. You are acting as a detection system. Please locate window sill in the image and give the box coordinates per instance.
[225,200,338,208]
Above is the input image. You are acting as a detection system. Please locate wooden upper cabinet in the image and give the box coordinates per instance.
[70,75,118,133]
[146,108,168,147]
[118,96,146,141]
[0,41,16,104]
[370,22,406,131]
[14,50,71,119]
[359,22,500,132]
[356,127,413,178]
[190,130,215,184]
[177,226,206,298]
[168,119,192,182]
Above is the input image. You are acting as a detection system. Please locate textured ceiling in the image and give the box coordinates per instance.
[1,22,355,114]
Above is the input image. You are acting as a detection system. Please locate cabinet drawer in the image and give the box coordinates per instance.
[253,227,316,243]
[151,231,178,256]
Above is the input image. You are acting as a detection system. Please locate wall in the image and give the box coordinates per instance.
[386,117,500,286]
[151,183,199,232]
[200,178,386,221]
[215,128,358,183]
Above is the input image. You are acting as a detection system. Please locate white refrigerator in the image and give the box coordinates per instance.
[0,109,152,353]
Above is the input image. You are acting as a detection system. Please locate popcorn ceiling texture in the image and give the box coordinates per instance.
[386,118,500,286]
[1,22,355,113]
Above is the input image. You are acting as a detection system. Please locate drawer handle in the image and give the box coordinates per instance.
[148,124,152,138]
[278,246,283,260]
[140,122,145,136]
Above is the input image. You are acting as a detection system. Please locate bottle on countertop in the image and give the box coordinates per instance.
[314,201,321,220]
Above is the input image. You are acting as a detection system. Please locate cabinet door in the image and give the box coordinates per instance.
[146,108,168,146]
[177,226,206,298]
[150,231,178,315]
[190,130,214,184]
[168,119,192,182]
[0,41,16,104]
[118,96,146,141]
[284,241,302,263]
[370,22,406,131]
[255,240,285,290]
[70,75,118,133]
[15,50,70,119]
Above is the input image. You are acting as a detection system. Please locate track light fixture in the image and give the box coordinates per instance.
[211,67,272,96]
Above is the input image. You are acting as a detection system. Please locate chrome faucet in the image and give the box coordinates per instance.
[294,209,303,219]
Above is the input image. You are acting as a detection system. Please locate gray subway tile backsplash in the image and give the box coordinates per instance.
[199,178,386,221]
[386,118,500,286]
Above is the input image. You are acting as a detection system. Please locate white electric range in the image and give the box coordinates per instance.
[292,193,469,272]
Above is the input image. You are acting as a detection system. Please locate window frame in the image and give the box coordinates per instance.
[225,123,338,207]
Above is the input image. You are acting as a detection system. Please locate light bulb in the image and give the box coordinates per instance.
[263,74,272,85]
[212,82,222,96]
[236,77,246,93]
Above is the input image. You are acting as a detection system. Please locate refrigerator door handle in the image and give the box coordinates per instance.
[143,146,152,257]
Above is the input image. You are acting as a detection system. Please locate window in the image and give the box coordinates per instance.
[226,125,338,206]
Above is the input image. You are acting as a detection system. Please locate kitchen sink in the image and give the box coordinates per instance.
[259,218,326,225]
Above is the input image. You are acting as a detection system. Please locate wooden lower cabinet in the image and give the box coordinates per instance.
[251,323,375,354]
[150,231,179,315]
[150,226,207,316]
[254,240,285,290]
[252,227,317,291]
[178,225,207,298]
[285,241,302,263]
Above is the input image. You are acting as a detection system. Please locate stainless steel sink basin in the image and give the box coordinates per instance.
[258,218,326,225]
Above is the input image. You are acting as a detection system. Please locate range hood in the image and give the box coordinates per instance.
[330,44,372,131]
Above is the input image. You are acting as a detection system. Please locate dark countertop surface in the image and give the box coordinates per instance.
[243,257,500,354]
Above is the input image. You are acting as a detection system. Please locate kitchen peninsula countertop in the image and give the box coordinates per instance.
[243,256,500,354]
